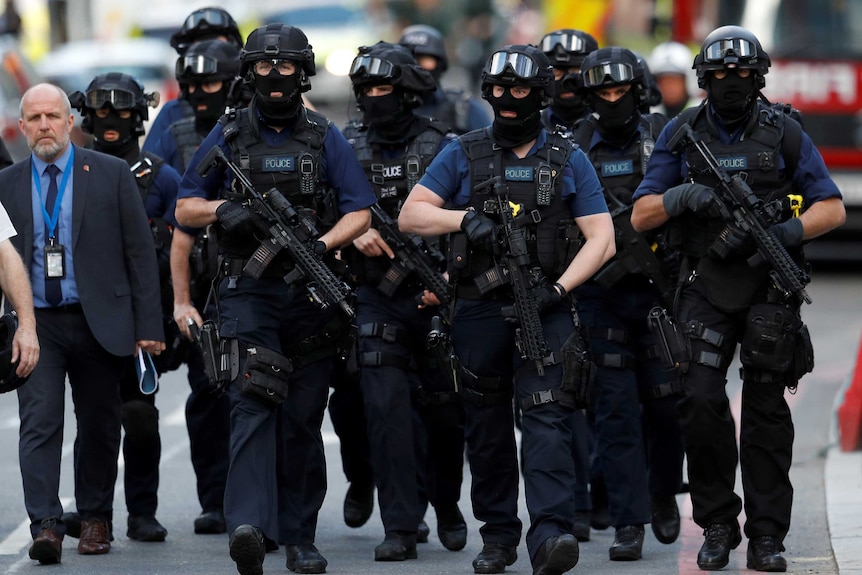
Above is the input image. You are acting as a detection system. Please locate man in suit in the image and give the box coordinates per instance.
[0,83,165,565]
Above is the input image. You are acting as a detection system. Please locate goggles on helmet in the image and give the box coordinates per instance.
[182,9,232,31]
[582,62,635,88]
[540,32,589,55]
[487,50,540,79]
[349,55,395,78]
[85,88,137,110]
[253,59,296,76]
[176,54,220,77]
[703,38,757,63]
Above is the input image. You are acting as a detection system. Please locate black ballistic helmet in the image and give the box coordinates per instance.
[539,29,598,68]
[241,24,315,92]
[481,44,554,108]
[0,312,29,394]
[576,47,649,107]
[170,7,244,55]
[176,39,241,92]
[693,25,770,89]
[399,24,449,71]
[69,73,159,138]
[349,41,436,102]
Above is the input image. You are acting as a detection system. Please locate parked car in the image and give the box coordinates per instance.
[0,37,43,162]
[261,1,392,104]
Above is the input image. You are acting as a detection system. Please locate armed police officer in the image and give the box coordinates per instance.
[341,41,467,561]
[174,23,375,575]
[399,44,615,575]
[144,6,244,152]
[398,24,491,134]
[568,47,685,560]
[62,74,176,543]
[539,29,598,133]
[631,26,846,572]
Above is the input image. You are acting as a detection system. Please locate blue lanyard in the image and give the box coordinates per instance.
[32,148,74,240]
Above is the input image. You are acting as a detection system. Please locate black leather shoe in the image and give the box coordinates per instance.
[286,543,328,574]
[417,519,430,543]
[746,536,787,572]
[61,511,81,539]
[194,509,227,534]
[697,523,742,571]
[609,525,644,561]
[571,511,590,542]
[436,504,468,551]
[532,534,579,575]
[127,515,167,542]
[343,482,374,528]
[472,542,518,574]
[374,532,418,561]
[229,525,265,575]
[651,495,681,544]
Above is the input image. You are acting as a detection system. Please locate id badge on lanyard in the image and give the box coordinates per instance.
[45,238,66,279]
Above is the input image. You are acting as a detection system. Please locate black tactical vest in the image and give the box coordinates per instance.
[451,128,575,296]
[217,105,333,258]
[670,102,798,258]
[341,120,449,286]
[168,116,203,174]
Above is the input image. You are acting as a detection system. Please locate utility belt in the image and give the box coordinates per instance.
[218,255,296,282]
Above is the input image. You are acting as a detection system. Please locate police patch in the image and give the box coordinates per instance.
[601,160,634,177]
[717,156,748,170]
[505,166,534,181]
[261,156,295,172]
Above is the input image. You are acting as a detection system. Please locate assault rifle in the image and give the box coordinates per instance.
[197,146,356,318]
[593,192,675,308]
[668,123,812,305]
[369,203,451,309]
[478,176,554,376]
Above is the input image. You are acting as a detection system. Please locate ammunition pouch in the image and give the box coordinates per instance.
[554,220,584,275]
[197,320,239,389]
[740,302,809,386]
[238,345,293,407]
[560,328,596,409]
[646,306,691,371]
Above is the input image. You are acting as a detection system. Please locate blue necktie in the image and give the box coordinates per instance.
[44,164,62,306]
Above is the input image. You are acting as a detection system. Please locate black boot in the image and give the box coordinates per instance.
[436,503,467,551]
[609,525,644,561]
[697,523,742,570]
[651,495,681,544]
[472,543,517,574]
[127,515,167,542]
[343,482,374,528]
[746,535,787,572]
[374,532,418,561]
[532,534,579,575]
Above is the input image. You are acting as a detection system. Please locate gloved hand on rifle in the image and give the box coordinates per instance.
[663,183,723,218]
[216,201,267,233]
[460,209,498,252]
[533,282,567,315]
[769,218,804,247]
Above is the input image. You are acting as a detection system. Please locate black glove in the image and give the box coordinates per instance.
[712,223,755,257]
[533,283,565,315]
[460,210,497,252]
[216,201,253,232]
[663,183,722,217]
[312,240,327,257]
[769,218,804,247]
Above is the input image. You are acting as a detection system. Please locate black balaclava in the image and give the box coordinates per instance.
[91,108,138,160]
[254,68,302,126]
[589,89,640,144]
[187,83,230,128]
[707,71,757,127]
[489,88,543,149]
[359,88,416,144]
[552,76,588,125]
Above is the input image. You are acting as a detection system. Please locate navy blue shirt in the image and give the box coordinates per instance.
[633,106,842,205]
[142,159,181,220]
[419,129,609,218]
[142,99,193,155]
[178,108,376,231]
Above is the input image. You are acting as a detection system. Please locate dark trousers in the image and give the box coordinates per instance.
[219,276,334,544]
[677,276,794,539]
[20,307,126,538]
[118,360,160,517]
[184,345,230,513]
[452,298,576,562]
[328,368,374,490]
[577,280,682,527]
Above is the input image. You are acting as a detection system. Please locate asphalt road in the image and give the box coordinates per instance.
[0,267,857,575]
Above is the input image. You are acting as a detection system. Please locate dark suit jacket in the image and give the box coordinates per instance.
[0,145,164,356]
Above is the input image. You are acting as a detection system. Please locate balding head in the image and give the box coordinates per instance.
[18,83,74,162]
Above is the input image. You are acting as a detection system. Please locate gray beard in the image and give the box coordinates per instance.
[33,136,69,162]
